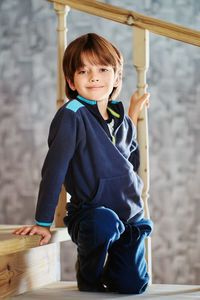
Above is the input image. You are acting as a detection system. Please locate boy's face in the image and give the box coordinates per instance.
[67,54,119,102]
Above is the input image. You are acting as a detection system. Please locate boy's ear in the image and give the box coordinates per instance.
[66,78,76,91]
[113,74,120,87]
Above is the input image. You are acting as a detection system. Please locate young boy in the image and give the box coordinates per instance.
[13,33,153,294]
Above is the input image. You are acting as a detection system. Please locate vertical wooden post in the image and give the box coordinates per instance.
[133,27,152,283]
[54,3,69,227]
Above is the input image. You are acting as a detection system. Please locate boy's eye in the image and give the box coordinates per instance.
[100,68,108,72]
[78,70,86,74]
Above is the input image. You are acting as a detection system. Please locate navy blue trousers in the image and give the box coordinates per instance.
[64,206,153,294]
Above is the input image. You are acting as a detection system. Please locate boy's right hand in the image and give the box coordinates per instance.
[12,224,51,246]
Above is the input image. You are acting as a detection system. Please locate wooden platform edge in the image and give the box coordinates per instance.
[0,244,61,300]
[7,282,200,299]
[0,225,71,256]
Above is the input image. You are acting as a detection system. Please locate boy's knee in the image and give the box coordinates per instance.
[93,207,125,243]
[79,206,124,245]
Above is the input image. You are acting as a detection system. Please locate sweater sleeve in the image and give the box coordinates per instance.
[35,107,78,226]
[126,116,140,172]
[129,146,140,172]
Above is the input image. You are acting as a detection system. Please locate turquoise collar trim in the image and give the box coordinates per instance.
[77,95,97,105]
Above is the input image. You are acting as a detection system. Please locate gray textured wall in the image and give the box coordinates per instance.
[1,0,200,284]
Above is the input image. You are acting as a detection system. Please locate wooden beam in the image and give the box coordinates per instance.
[46,0,200,47]
[0,225,70,256]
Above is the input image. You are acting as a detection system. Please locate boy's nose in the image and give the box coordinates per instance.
[90,77,99,82]
[89,71,99,82]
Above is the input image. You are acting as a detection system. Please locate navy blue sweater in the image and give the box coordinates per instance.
[35,95,144,226]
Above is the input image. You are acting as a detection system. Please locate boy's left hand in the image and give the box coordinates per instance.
[12,224,51,246]
[128,90,150,115]
[128,90,150,127]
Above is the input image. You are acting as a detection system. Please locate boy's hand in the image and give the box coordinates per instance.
[128,90,150,128]
[12,224,51,246]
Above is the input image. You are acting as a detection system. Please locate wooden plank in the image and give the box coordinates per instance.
[0,243,60,300]
[46,0,200,47]
[7,282,200,299]
[0,226,70,256]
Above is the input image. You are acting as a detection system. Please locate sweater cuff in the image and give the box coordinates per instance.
[34,219,53,226]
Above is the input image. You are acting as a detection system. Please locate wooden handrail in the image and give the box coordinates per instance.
[46,0,200,47]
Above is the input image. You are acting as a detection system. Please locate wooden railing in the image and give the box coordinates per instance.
[45,0,200,283]
[48,0,200,47]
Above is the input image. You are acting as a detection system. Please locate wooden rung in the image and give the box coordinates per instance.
[0,225,70,256]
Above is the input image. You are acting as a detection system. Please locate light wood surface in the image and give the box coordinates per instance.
[46,0,200,47]
[8,281,200,299]
[0,244,60,300]
[0,225,70,256]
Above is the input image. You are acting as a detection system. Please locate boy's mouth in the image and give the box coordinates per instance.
[87,86,103,89]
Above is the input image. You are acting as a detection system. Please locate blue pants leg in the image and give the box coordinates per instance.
[67,206,125,285]
[102,218,153,294]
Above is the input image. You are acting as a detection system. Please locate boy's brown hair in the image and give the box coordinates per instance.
[63,33,123,100]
